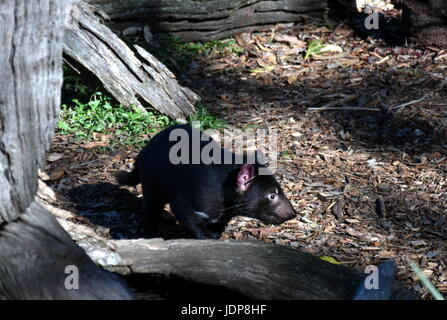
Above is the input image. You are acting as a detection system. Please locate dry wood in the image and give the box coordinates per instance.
[88,0,327,41]
[308,106,381,112]
[64,1,200,119]
[391,94,427,112]
[0,0,67,223]
[0,0,133,299]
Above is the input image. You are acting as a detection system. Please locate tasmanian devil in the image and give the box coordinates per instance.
[116,124,296,239]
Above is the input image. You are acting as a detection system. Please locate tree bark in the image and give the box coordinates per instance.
[111,238,363,300]
[87,0,328,41]
[0,0,134,299]
[64,1,200,119]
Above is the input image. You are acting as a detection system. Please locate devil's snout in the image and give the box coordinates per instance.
[276,202,297,222]
[285,207,297,220]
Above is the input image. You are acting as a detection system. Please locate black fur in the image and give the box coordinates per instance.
[117,124,296,239]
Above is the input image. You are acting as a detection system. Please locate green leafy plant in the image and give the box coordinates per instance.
[304,38,325,60]
[162,34,242,56]
[279,150,290,158]
[178,38,244,56]
[63,66,90,96]
[58,91,174,146]
[188,104,227,130]
[151,35,243,68]
[124,33,244,71]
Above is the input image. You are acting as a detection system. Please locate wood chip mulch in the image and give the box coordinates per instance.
[46,19,446,299]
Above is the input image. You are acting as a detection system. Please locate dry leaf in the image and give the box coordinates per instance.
[347,153,370,161]
[48,170,64,181]
[273,34,306,47]
[287,74,298,84]
[47,153,64,162]
[320,44,343,53]
[235,32,251,47]
[38,170,51,181]
[259,226,280,239]
[83,141,108,149]
[204,63,228,72]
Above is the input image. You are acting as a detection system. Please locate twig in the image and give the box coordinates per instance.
[391,95,427,112]
[375,56,390,65]
[308,107,380,112]
[309,94,358,111]
[63,57,81,74]
[69,159,99,169]
[407,258,445,300]
[312,53,347,60]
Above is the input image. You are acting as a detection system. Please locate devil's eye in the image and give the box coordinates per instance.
[269,193,277,200]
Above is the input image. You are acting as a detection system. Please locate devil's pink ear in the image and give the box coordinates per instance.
[236,164,255,192]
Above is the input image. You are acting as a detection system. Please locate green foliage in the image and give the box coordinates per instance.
[304,38,325,60]
[241,124,260,131]
[148,35,244,69]
[279,150,290,158]
[173,37,244,56]
[60,64,226,147]
[58,92,173,146]
[58,89,226,147]
[188,104,227,130]
[63,65,90,97]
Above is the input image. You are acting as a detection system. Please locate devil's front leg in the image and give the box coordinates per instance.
[170,196,220,239]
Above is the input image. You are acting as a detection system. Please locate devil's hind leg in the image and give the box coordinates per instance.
[141,183,165,238]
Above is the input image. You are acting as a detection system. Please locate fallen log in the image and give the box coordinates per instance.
[87,0,328,41]
[38,180,418,300]
[110,238,363,300]
[64,1,200,119]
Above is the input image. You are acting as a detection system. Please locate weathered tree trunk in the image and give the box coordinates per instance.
[87,0,328,41]
[64,1,200,119]
[0,0,134,300]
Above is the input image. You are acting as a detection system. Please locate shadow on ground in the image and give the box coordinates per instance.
[65,183,192,240]
[181,72,446,156]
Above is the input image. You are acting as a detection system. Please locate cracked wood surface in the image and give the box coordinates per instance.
[87,0,327,41]
[64,1,199,119]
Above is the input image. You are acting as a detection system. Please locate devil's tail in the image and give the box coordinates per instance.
[115,163,140,186]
